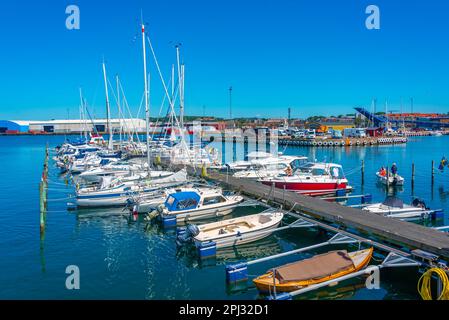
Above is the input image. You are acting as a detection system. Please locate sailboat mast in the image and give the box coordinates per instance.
[102,61,113,149]
[176,46,184,130]
[142,23,151,168]
[79,88,83,138]
[116,74,123,144]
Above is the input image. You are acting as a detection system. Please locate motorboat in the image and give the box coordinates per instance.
[78,161,146,183]
[253,248,373,293]
[233,156,308,180]
[376,171,405,186]
[177,210,284,249]
[129,185,215,214]
[362,196,440,220]
[74,169,188,207]
[155,188,244,223]
[260,162,351,196]
[224,151,281,172]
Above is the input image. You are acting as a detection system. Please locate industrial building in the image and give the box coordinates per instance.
[0,119,147,134]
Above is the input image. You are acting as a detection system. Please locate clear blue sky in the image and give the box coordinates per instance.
[0,0,448,120]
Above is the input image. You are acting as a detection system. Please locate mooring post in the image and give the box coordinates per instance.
[386,167,390,190]
[221,132,226,165]
[283,185,286,206]
[431,160,435,187]
[361,159,365,185]
[232,136,237,162]
[39,181,45,234]
[411,163,415,191]
[243,136,249,161]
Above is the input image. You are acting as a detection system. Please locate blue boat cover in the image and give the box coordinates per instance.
[165,191,201,212]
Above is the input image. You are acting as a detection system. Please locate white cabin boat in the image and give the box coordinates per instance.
[233,156,308,180]
[156,188,244,223]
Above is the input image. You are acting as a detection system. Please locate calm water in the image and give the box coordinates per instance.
[0,135,448,300]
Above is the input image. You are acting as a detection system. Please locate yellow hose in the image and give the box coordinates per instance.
[417,268,449,300]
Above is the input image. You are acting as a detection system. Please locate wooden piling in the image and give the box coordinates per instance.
[361,160,365,185]
[431,160,435,186]
[411,163,415,190]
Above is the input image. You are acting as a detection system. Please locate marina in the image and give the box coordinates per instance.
[2,132,449,300]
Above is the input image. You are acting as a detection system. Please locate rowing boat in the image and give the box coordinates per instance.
[253,247,373,293]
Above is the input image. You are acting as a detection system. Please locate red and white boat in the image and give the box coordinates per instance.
[259,162,351,196]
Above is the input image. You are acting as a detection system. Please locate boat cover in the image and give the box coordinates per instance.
[382,196,404,208]
[165,191,201,211]
[274,250,354,283]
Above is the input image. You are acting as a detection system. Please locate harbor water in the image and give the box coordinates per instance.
[1,135,448,299]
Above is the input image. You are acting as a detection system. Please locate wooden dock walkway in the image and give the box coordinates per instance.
[178,164,449,261]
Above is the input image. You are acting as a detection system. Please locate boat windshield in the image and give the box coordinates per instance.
[330,166,345,179]
[290,158,308,170]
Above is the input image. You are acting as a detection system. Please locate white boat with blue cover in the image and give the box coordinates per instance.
[156,189,244,226]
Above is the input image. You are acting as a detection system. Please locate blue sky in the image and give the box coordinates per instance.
[0,0,448,120]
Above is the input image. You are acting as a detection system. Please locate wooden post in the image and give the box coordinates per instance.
[232,137,237,162]
[431,160,435,186]
[39,181,45,234]
[386,167,389,187]
[361,160,365,185]
[411,163,415,190]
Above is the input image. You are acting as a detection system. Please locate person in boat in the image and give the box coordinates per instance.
[379,167,387,177]
[439,157,447,172]
[391,163,398,177]
[284,165,293,176]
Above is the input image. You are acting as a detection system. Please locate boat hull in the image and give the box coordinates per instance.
[194,219,282,249]
[261,181,348,196]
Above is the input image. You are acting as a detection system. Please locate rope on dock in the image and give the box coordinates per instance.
[418,267,449,300]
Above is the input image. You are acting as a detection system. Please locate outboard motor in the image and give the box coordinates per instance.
[176,224,200,246]
[412,198,427,209]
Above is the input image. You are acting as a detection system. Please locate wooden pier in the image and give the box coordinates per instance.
[176,164,449,261]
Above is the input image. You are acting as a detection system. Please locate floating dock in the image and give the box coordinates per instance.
[175,164,449,261]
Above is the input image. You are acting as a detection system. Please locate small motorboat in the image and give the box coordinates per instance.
[362,196,440,220]
[156,188,244,223]
[253,248,373,293]
[177,211,284,249]
[376,172,404,186]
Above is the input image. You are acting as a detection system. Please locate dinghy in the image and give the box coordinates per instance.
[376,171,404,186]
[362,196,441,220]
[177,211,284,248]
[253,248,373,293]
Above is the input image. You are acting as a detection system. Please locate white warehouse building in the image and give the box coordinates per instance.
[23,119,147,134]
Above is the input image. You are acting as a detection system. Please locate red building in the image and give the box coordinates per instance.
[366,127,384,137]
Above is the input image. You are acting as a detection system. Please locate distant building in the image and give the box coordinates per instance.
[0,120,30,133]
[0,119,146,134]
